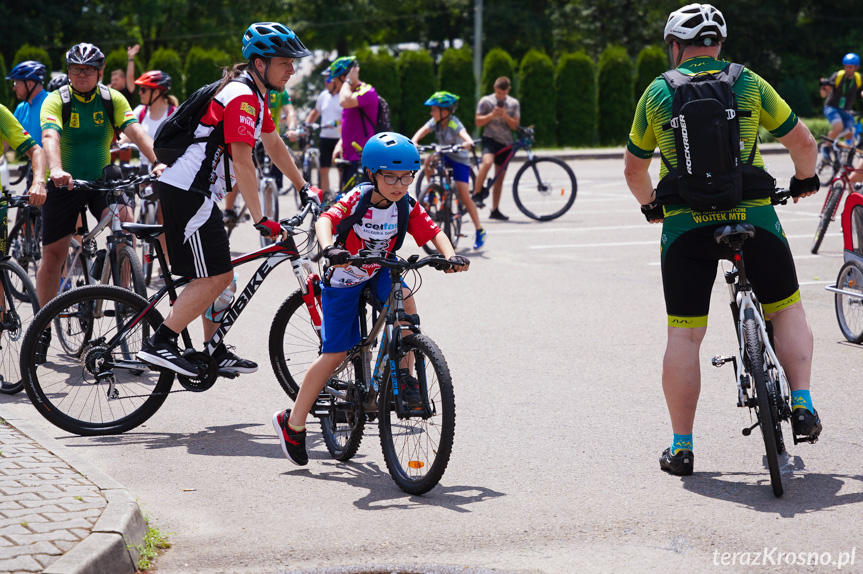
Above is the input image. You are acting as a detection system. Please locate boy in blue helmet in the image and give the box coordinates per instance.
[821,53,862,149]
[411,90,486,249]
[273,132,469,466]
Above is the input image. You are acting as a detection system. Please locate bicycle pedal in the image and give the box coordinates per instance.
[711,355,733,367]
[217,369,240,379]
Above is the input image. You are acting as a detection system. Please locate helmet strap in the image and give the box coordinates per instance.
[368,172,394,208]
[24,80,36,103]
[249,57,277,96]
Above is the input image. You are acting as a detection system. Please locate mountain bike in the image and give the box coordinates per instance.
[284,123,322,209]
[826,191,863,343]
[415,143,474,254]
[472,126,577,221]
[305,159,366,263]
[19,201,322,436]
[0,193,40,395]
[816,112,862,184]
[135,175,160,286]
[6,198,41,299]
[269,250,457,494]
[811,143,863,254]
[710,189,806,498]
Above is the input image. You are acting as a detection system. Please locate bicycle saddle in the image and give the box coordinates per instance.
[713,223,756,244]
[122,223,164,241]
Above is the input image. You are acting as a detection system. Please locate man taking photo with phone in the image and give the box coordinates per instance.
[473,76,520,221]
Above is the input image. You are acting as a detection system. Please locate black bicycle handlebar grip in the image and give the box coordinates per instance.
[789,175,819,197]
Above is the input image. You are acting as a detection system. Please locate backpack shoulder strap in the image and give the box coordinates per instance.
[335,184,374,246]
[661,69,691,91]
[394,194,414,251]
[97,83,115,128]
[724,63,745,85]
[59,85,72,127]
[138,106,147,124]
[835,70,846,88]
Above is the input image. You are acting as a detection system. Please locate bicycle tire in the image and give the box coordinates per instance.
[512,157,577,221]
[0,259,39,395]
[269,288,322,400]
[811,180,843,254]
[815,146,839,185]
[743,308,784,497]
[320,354,365,461]
[378,334,455,495]
[113,244,147,298]
[259,181,280,248]
[7,212,40,300]
[419,182,445,255]
[834,259,863,343]
[20,285,173,436]
[444,184,462,250]
[138,203,157,286]
[54,239,90,356]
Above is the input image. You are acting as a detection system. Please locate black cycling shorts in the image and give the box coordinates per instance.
[159,183,232,278]
[481,137,511,166]
[41,186,132,245]
[319,137,339,168]
[660,202,801,327]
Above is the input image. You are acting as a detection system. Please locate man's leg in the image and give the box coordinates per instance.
[662,325,706,436]
[491,164,507,213]
[766,302,812,393]
[474,153,494,198]
[36,236,73,306]
[163,272,233,334]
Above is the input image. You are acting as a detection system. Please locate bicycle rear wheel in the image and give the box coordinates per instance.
[0,259,39,394]
[320,354,365,461]
[512,157,577,221]
[55,241,90,356]
[743,308,784,497]
[811,180,843,254]
[20,285,173,435]
[7,211,40,300]
[260,181,280,247]
[379,334,455,495]
[137,202,157,286]
[269,288,322,400]
[443,185,462,250]
[834,259,863,343]
[420,183,444,255]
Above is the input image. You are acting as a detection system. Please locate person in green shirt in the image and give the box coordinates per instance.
[37,42,164,309]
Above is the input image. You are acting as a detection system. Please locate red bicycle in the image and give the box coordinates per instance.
[811,138,863,254]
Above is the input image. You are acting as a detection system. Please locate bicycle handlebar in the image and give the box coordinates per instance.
[771,188,793,205]
[417,143,469,155]
[46,173,157,194]
[1,194,31,209]
[278,201,319,232]
[346,250,460,272]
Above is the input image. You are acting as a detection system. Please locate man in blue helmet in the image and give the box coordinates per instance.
[7,61,48,147]
[272,132,470,467]
[821,53,862,149]
[139,22,322,377]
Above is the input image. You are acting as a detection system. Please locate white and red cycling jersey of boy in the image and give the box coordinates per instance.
[321,187,440,288]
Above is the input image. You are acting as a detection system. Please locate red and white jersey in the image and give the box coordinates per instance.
[320,187,441,287]
[160,72,275,201]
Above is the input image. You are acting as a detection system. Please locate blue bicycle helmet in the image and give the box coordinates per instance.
[424,91,459,108]
[322,56,357,82]
[242,22,311,60]
[843,53,861,67]
[6,60,47,83]
[362,132,421,173]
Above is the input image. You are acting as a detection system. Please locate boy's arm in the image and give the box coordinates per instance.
[429,233,469,273]
[411,125,431,143]
[457,128,474,149]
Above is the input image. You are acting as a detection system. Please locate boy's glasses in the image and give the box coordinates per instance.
[380,173,415,186]
[68,66,98,77]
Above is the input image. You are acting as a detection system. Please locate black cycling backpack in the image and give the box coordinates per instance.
[657,63,751,212]
[358,94,392,136]
[334,183,412,251]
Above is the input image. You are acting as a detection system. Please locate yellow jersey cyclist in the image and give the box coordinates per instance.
[38,42,163,311]
[623,3,821,477]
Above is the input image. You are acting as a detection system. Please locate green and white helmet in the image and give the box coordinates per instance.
[424,91,459,109]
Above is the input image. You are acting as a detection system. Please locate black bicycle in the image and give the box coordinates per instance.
[18,201,322,436]
[415,143,474,254]
[1,193,40,394]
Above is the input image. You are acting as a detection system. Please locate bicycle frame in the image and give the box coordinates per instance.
[476,132,534,191]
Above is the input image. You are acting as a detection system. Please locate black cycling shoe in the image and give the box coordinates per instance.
[791,408,822,441]
[660,447,694,476]
[398,369,423,409]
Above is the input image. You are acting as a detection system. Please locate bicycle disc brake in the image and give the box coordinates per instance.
[177,351,218,392]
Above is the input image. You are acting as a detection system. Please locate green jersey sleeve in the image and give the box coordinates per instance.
[40,92,64,134]
[111,88,137,131]
[0,104,36,155]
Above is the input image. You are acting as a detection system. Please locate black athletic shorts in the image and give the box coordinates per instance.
[159,183,232,278]
[481,137,511,166]
[41,186,132,245]
[320,137,339,168]
[660,201,801,328]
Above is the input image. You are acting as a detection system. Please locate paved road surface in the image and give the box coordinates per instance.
[2,153,862,573]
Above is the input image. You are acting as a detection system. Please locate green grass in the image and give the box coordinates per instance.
[132,511,172,572]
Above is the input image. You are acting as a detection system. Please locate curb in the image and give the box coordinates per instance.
[1,412,147,574]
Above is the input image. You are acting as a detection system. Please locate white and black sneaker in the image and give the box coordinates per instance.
[213,344,258,374]
[137,336,199,377]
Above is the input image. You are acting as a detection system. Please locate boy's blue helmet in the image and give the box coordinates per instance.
[843,53,861,67]
[323,56,357,81]
[6,61,47,83]
[424,91,459,108]
[362,132,421,173]
[242,22,311,60]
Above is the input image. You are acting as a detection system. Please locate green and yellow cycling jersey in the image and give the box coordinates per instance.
[40,88,136,181]
[0,104,37,192]
[268,89,292,128]
[628,56,797,179]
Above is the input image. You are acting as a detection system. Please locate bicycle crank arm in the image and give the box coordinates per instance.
[741,421,760,436]
[216,369,240,379]
[711,355,736,367]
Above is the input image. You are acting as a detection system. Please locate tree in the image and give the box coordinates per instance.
[481,48,517,99]
[438,47,476,136]
[597,45,633,146]
[148,48,185,101]
[12,45,52,72]
[0,52,8,107]
[634,45,667,96]
[397,50,436,136]
[519,50,556,147]
[185,47,231,95]
[556,52,597,147]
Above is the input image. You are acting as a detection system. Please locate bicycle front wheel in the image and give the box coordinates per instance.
[443,186,462,250]
[811,180,843,254]
[269,288,322,400]
[743,308,784,497]
[512,157,577,221]
[419,183,444,255]
[379,334,455,495]
[138,203,157,286]
[7,212,40,300]
[20,285,173,435]
[834,259,863,343]
[0,259,39,394]
[320,354,365,461]
[113,244,147,298]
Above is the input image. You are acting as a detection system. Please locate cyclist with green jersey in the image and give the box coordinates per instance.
[38,42,163,309]
[623,3,821,477]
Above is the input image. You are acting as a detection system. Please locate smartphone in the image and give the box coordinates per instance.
[496,100,505,108]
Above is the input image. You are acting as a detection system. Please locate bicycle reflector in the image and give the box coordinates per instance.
[408,460,425,469]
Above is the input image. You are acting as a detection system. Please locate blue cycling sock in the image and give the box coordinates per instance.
[671,433,693,455]
[791,390,814,413]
